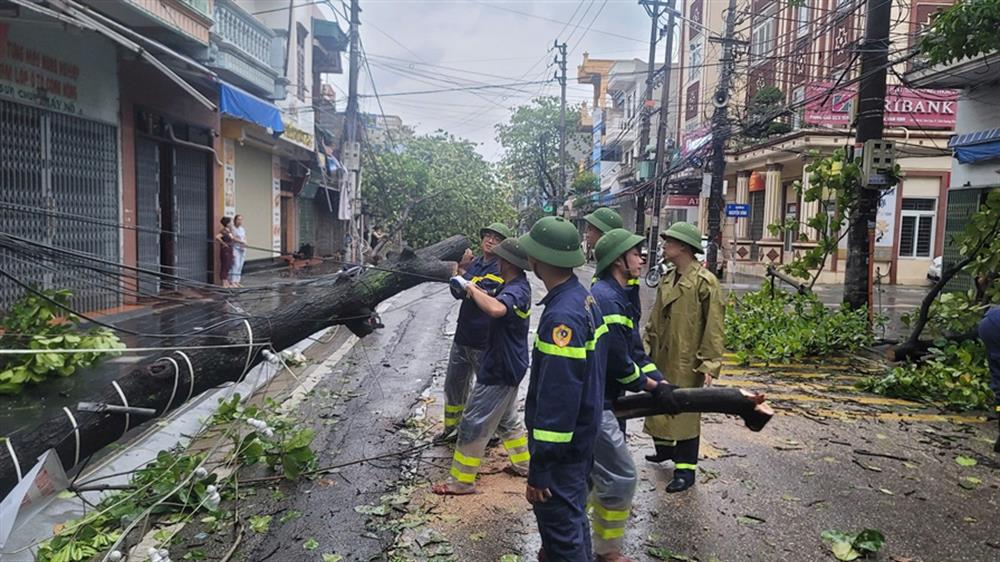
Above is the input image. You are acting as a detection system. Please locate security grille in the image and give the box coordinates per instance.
[943,188,989,294]
[749,190,765,261]
[135,138,161,295]
[172,147,211,285]
[0,99,119,313]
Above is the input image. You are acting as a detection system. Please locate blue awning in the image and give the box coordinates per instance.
[219,81,284,134]
[949,128,1000,164]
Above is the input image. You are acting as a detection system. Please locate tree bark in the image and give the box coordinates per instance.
[0,236,468,498]
[888,214,1000,362]
[613,387,774,432]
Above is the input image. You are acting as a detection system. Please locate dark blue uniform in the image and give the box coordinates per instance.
[526,277,606,561]
[477,275,532,386]
[592,275,663,409]
[980,306,1000,407]
[451,256,504,349]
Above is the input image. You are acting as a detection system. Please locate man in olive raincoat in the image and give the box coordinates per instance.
[642,222,725,493]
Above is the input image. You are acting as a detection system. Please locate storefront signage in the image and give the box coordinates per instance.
[223,139,237,219]
[281,121,315,150]
[667,195,700,207]
[682,123,712,157]
[804,82,957,129]
[272,155,282,253]
[0,22,117,122]
[875,186,897,248]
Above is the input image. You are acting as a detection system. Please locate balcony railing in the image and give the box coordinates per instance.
[209,0,281,97]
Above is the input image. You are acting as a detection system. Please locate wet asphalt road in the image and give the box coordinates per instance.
[176,272,997,562]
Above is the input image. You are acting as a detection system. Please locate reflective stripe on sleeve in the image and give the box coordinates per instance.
[640,363,658,374]
[627,278,640,286]
[585,323,609,351]
[602,314,634,329]
[533,428,574,443]
[514,306,531,319]
[535,337,587,359]
[617,363,640,385]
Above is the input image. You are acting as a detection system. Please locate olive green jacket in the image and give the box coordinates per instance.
[642,262,725,441]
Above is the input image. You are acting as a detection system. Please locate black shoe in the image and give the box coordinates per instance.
[645,443,674,463]
[665,470,695,493]
[435,428,457,443]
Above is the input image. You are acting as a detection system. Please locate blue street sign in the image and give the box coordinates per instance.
[726,203,750,218]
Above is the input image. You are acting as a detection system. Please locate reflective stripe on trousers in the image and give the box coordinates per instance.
[447,383,527,491]
[443,342,482,428]
[588,409,636,555]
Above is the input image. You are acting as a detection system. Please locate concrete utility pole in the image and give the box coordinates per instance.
[647,2,677,258]
[344,0,362,264]
[554,41,568,205]
[705,0,740,275]
[844,0,892,311]
[637,0,665,154]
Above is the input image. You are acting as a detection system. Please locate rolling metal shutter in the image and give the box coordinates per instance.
[0,99,119,313]
[171,147,211,285]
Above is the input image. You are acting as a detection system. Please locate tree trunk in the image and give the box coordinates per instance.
[613,387,774,432]
[0,236,468,498]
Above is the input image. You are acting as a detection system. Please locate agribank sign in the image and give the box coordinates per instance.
[804,81,957,129]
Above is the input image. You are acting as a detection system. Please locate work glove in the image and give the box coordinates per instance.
[651,381,681,415]
[449,275,471,298]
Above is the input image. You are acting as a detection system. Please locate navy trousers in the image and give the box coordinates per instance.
[533,460,594,562]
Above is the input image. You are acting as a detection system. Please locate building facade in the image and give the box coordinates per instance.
[0,0,346,312]
[671,0,957,285]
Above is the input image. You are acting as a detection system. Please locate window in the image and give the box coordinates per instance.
[791,86,805,129]
[751,11,776,63]
[688,39,703,83]
[899,198,936,258]
[296,24,308,100]
[796,2,810,38]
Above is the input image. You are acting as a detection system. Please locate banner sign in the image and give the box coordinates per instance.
[804,82,957,129]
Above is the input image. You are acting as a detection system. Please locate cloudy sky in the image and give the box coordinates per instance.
[325,1,666,160]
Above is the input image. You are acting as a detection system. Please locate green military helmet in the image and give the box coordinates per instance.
[583,207,624,234]
[594,228,646,275]
[492,237,530,271]
[518,216,586,268]
[480,222,513,240]
[660,221,703,252]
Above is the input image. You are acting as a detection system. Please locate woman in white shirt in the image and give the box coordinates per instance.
[230,214,247,287]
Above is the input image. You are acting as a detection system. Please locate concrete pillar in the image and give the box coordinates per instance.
[736,170,751,239]
[798,170,821,243]
[762,163,784,241]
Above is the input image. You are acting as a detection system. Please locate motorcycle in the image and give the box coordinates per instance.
[644,256,672,288]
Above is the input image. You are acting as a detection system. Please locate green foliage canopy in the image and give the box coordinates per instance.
[362,131,516,249]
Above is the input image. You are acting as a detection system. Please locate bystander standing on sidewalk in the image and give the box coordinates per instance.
[230,214,246,288]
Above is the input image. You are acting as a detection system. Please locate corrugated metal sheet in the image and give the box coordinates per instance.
[0,99,119,313]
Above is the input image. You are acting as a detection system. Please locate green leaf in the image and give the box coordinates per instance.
[955,455,977,467]
[353,504,391,516]
[959,476,982,489]
[499,556,522,562]
[248,514,272,534]
[830,541,861,561]
[278,510,302,524]
[303,538,319,551]
[853,529,885,553]
[322,555,343,562]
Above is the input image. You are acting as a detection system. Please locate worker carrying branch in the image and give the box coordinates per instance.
[433,238,533,494]
[588,228,673,562]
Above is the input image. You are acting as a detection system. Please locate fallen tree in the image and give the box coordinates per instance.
[0,236,468,498]
[614,387,774,432]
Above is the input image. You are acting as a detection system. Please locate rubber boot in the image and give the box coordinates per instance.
[995,416,1000,454]
[665,469,695,493]
[644,443,674,463]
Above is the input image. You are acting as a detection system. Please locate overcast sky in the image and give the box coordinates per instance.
[326,1,667,161]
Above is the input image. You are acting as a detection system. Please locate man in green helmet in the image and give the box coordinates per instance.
[583,207,625,252]
[519,216,605,561]
[643,222,725,493]
[588,228,675,561]
[439,222,514,441]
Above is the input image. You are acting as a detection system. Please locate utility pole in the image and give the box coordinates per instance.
[844,0,892,311]
[647,2,676,256]
[637,0,664,154]
[705,0,740,275]
[554,41,568,206]
[344,0,362,264]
